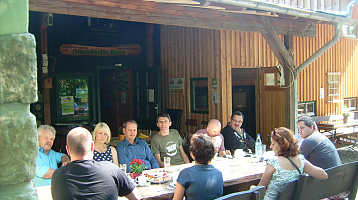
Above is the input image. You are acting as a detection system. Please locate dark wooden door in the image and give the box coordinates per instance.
[99,68,133,136]
[232,85,256,138]
[133,66,161,130]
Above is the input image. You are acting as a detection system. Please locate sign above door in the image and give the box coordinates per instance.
[60,44,141,56]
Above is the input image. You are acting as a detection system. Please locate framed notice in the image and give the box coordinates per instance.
[169,78,184,94]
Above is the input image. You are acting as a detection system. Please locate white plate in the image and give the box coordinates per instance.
[148,179,170,184]
[169,182,177,187]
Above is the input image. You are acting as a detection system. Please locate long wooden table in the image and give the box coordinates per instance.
[36,157,266,200]
[317,120,358,144]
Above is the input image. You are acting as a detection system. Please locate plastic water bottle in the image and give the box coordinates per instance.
[255,134,263,159]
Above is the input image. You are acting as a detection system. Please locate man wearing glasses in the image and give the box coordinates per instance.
[221,111,255,155]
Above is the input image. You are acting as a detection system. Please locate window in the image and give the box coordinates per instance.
[298,101,316,117]
[190,78,208,114]
[343,97,357,112]
[327,72,341,103]
[55,73,94,122]
[343,25,357,39]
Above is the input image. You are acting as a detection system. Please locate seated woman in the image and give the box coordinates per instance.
[173,134,223,200]
[92,122,119,166]
[254,127,327,200]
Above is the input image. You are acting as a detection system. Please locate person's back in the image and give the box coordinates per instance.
[52,160,135,200]
[51,127,140,200]
[300,131,341,169]
[177,165,223,200]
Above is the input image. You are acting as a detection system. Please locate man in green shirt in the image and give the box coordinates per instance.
[151,113,190,167]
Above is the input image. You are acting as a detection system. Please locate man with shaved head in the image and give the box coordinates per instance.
[51,127,141,200]
[195,119,230,157]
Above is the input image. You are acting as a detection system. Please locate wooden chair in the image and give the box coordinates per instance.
[201,120,209,129]
[277,161,358,200]
[215,186,265,200]
[183,119,197,144]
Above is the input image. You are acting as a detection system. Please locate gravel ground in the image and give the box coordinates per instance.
[337,145,358,164]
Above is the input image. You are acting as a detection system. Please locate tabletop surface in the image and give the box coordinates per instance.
[317,120,358,130]
[36,157,267,200]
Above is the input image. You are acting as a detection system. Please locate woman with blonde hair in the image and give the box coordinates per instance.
[254,127,327,200]
[92,122,119,166]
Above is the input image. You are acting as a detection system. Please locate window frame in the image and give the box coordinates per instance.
[343,24,357,39]
[298,101,316,117]
[190,77,209,114]
[343,97,357,112]
[327,72,341,103]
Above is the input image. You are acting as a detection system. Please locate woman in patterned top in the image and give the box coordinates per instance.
[253,127,327,200]
[92,122,119,166]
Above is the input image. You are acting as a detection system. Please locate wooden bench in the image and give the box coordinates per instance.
[276,161,358,200]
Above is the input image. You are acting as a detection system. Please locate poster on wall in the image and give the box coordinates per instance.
[169,78,184,94]
[61,96,75,115]
[212,78,218,103]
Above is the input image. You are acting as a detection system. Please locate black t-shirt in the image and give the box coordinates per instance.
[51,160,136,200]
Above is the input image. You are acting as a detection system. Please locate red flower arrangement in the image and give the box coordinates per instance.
[129,159,147,173]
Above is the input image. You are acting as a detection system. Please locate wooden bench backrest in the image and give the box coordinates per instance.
[215,186,265,200]
[311,115,343,123]
[277,161,358,200]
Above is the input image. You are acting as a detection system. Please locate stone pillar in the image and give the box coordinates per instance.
[0,0,39,199]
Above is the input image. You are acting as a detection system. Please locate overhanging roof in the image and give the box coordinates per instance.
[29,0,357,38]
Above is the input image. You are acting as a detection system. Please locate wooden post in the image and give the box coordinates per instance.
[146,23,154,67]
[284,35,295,131]
[40,13,51,124]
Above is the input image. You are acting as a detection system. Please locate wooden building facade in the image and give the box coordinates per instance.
[29,0,358,145]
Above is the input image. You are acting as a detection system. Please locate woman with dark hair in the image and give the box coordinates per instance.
[173,134,223,200]
[255,127,327,200]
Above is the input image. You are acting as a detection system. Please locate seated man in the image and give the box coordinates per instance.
[195,119,230,157]
[221,111,255,154]
[33,125,70,187]
[117,120,159,172]
[151,113,190,167]
[51,127,141,200]
[297,116,341,169]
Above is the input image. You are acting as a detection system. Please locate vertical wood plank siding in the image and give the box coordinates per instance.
[297,5,358,116]
[161,5,358,137]
[160,26,220,134]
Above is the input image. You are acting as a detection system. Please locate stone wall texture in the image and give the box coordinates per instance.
[0,33,38,199]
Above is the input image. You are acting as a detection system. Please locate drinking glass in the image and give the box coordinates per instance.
[164,157,171,170]
[119,164,127,174]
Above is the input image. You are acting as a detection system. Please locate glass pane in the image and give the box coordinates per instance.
[306,103,314,113]
[59,79,89,118]
[298,104,305,114]
[265,73,275,86]
[190,78,208,113]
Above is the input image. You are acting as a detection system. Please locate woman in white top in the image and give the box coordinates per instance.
[92,122,119,166]
[254,127,327,200]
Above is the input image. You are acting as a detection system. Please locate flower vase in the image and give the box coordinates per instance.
[130,172,142,179]
[343,118,348,124]
[119,135,125,141]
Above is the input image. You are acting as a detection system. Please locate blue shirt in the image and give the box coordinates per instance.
[33,147,65,187]
[116,138,159,172]
[177,164,223,200]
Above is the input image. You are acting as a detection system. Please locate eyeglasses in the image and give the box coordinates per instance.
[231,119,243,123]
[273,128,283,138]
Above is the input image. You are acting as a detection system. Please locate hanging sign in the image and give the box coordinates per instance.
[60,44,141,56]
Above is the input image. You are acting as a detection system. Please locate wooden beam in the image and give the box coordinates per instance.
[260,16,296,69]
[29,0,317,37]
